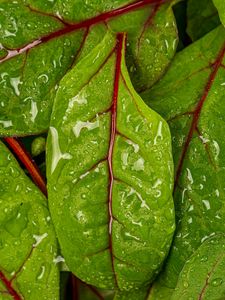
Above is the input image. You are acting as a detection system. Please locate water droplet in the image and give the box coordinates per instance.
[0,120,13,128]
[202,199,210,210]
[33,233,48,247]
[211,278,223,287]
[53,255,65,264]
[154,121,163,145]
[50,127,72,174]
[132,158,145,171]
[200,255,208,262]
[8,165,20,178]
[37,265,46,280]
[38,74,49,84]
[10,76,22,96]
[73,118,100,138]
[4,204,29,237]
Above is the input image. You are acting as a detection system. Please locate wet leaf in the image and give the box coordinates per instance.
[171,235,225,300]
[47,32,175,291]
[187,0,220,41]
[0,141,59,299]
[142,26,225,299]
[0,0,177,136]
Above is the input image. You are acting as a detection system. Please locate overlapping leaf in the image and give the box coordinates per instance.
[114,288,148,299]
[0,141,59,299]
[213,0,225,27]
[172,235,225,300]
[187,0,220,41]
[47,32,175,292]
[141,26,225,299]
[0,0,178,136]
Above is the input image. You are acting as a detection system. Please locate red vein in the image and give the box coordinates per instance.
[137,1,163,53]
[0,244,42,300]
[107,33,124,287]
[72,27,90,65]
[27,5,71,26]
[174,42,225,190]
[0,0,166,64]
[11,247,34,282]
[4,137,47,196]
[0,272,21,300]
[198,253,225,300]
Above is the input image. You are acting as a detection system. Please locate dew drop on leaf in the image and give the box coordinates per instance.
[211,278,223,287]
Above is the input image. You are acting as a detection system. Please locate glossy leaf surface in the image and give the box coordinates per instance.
[47,32,175,291]
[0,141,59,299]
[187,0,220,41]
[0,0,177,136]
[142,26,225,299]
[171,235,225,300]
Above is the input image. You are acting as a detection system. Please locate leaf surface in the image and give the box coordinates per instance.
[0,141,59,299]
[213,0,225,27]
[187,0,220,41]
[0,0,177,136]
[141,26,225,299]
[171,235,225,300]
[114,288,148,299]
[47,32,175,291]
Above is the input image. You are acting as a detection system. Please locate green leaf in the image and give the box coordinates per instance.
[187,0,220,41]
[0,0,178,136]
[78,279,114,300]
[114,288,148,299]
[0,141,59,299]
[213,0,225,27]
[171,235,225,300]
[47,32,175,292]
[141,26,225,299]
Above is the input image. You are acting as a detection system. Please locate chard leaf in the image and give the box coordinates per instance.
[187,0,220,41]
[0,0,177,136]
[47,32,175,291]
[171,235,225,300]
[0,141,59,299]
[213,0,225,27]
[141,26,225,299]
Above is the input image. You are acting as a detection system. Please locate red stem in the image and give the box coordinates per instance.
[4,137,47,196]
[0,271,21,300]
